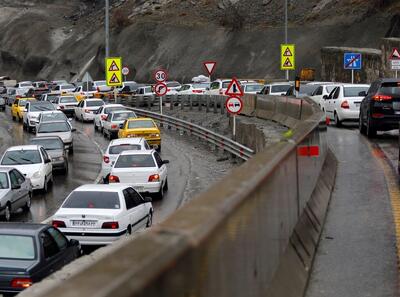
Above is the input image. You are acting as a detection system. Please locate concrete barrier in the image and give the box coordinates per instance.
[22,96,336,297]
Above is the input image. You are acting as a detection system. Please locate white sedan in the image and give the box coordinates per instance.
[74,99,104,122]
[0,145,53,192]
[109,150,169,199]
[51,184,153,245]
[93,104,125,132]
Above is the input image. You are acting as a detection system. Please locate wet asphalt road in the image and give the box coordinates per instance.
[0,105,235,224]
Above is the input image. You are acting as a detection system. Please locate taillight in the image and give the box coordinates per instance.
[109,175,120,183]
[84,109,90,113]
[103,156,110,163]
[372,113,385,118]
[340,101,350,109]
[192,90,202,93]
[101,115,107,120]
[52,220,66,228]
[373,94,392,101]
[148,174,160,182]
[59,105,65,110]
[102,222,119,229]
[111,124,118,129]
[11,278,33,289]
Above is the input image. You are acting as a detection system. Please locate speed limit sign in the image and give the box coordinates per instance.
[154,69,168,82]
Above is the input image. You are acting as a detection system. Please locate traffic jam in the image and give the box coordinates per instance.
[0,50,399,295]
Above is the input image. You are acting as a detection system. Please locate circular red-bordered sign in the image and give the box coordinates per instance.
[122,67,130,76]
[225,96,243,114]
[154,82,168,96]
[153,69,168,83]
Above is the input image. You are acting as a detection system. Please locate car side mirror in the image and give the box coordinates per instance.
[69,239,80,247]
[358,91,367,96]
[163,160,170,164]
[45,158,51,164]
[323,95,328,100]
[71,128,76,132]
[12,184,21,190]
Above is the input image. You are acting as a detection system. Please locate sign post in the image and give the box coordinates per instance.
[389,48,400,78]
[154,69,168,114]
[203,61,217,82]
[344,53,362,84]
[225,96,243,141]
[281,44,295,80]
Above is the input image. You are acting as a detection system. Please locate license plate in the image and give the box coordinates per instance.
[393,102,400,110]
[72,220,97,227]
[134,186,144,192]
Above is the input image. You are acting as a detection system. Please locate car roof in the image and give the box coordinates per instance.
[0,223,48,235]
[6,145,40,151]
[266,82,292,86]
[73,184,131,192]
[341,84,370,88]
[110,137,145,146]
[40,110,65,114]
[119,149,154,156]
[84,99,103,102]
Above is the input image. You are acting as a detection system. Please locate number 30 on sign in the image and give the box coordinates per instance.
[154,69,168,82]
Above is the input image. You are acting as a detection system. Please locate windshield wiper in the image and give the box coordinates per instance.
[4,156,20,164]
[20,158,34,164]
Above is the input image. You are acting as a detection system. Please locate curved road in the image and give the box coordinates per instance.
[0,106,235,224]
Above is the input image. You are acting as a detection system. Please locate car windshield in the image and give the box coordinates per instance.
[60,97,77,103]
[271,85,291,93]
[1,150,41,165]
[113,112,135,121]
[326,86,337,93]
[379,82,400,96]
[127,120,156,129]
[115,154,155,168]
[46,95,58,101]
[63,191,120,209]
[0,173,9,189]
[246,84,263,92]
[86,101,103,107]
[344,86,369,97]
[104,107,124,114]
[0,235,35,260]
[222,82,231,88]
[30,139,63,150]
[20,83,32,87]
[30,104,55,112]
[18,100,28,107]
[42,113,67,122]
[109,144,142,155]
[300,85,319,95]
[38,122,70,133]
[61,84,74,89]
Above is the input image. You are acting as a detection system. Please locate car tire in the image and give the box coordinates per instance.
[63,162,69,174]
[4,203,11,222]
[43,176,48,193]
[23,193,32,211]
[125,225,132,236]
[94,122,98,131]
[164,179,168,191]
[146,211,153,228]
[155,182,164,200]
[359,112,366,135]
[23,121,27,131]
[69,146,74,155]
[366,116,377,138]
[81,115,84,122]
[334,112,342,127]
[156,145,161,152]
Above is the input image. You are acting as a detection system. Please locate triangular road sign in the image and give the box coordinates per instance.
[225,77,243,96]
[109,73,120,84]
[283,58,293,67]
[108,60,120,71]
[390,48,400,60]
[203,61,217,75]
[283,47,293,57]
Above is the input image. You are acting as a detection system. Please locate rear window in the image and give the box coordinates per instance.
[63,191,120,209]
[38,122,70,133]
[30,138,64,150]
[86,101,103,107]
[109,144,142,155]
[113,112,135,121]
[379,82,400,96]
[245,84,263,92]
[104,107,124,114]
[115,154,155,168]
[42,113,67,122]
[30,103,55,112]
[344,86,369,97]
[128,120,156,129]
[61,84,75,89]
[222,82,231,88]
[0,235,35,260]
[271,85,291,93]
[60,97,77,103]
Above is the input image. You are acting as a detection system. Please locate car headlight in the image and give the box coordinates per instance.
[32,171,41,179]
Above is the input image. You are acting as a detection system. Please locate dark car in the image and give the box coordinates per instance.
[0,97,5,111]
[0,223,80,295]
[29,136,68,173]
[359,78,400,137]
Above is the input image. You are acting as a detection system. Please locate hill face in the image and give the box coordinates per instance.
[0,0,399,81]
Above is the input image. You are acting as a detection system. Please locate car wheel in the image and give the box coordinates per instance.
[164,179,168,191]
[43,176,48,193]
[12,115,15,121]
[155,183,164,200]
[359,112,366,135]
[146,211,153,228]
[334,112,342,127]
[94,122,98,131]
[102,128,107,138]
[23,193,32,211]
[63,161,69,174]
[69,146,74,155]
[125,225,132,236]
[23,121,27,131]
[4,203,11,222]
[81,115,84,122]
[156,145,161,152]
[366,116,377,138]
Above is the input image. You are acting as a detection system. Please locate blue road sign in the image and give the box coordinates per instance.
[344,53,362,70]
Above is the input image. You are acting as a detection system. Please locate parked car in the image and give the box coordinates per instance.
[325,84,370,127]
[29,136,68,173]
[359,78,400,137]
[0,223,80,295]
[259,82,293,96]
[93,104,125,132]
[118,118,161,151]
[51,83,75,95]
[53,96,79,117]
[109,150,169,199]
[74,99,105,122]
[23,101,56,133]
[102,110,137,140]
[242,83,264,94]
[93,80,112,93]
[206,79,232,96]
[38,93,59,102]
[178,83,210,95]
[0,145,53,192]
[51,184,153,245]
[309,83,340,110]
[11,97,36,122]
[36,121,75,154]
[101,137,150,181]
[136,86,154,96]
[0,168,32,221]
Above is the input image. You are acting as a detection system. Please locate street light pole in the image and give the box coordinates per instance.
[285,0,289,81]
[105,0,110,58]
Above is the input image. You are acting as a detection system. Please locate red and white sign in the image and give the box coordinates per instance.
[154,82,168,96]
[122,66,130,76]
[203,61,217,76]
[390,48,400,60]
[225,96,243,114]
[225,77,243,97]
[154,69,168,82]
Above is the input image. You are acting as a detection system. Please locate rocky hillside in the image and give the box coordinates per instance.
[0,0,399,82]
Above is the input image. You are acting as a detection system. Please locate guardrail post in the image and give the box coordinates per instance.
[220,96,224,115]
[189,96,193,111]
[213,95,217,113]
[181,95,185,110]
[198,95,202,111]
[206,95,210,113]
[170,95,174,110]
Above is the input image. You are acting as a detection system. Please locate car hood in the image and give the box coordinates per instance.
[0,164,42,178]
[27,111,43,118]
[0,259,37,274]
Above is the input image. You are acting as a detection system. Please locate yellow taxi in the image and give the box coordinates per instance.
[11,97,36,122]
[118,117,161,151]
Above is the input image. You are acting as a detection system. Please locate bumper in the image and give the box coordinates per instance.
[370,117,400,131]
[337,109,359,121]
[62,229,126,245]
[30,176,45,190]
[82,113,96,121]
[146,138,161,147]
[126,182,162,194]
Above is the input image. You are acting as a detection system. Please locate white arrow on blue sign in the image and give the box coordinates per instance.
[344,53,362,70]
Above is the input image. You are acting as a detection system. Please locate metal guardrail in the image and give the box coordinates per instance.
[125,107,254,160]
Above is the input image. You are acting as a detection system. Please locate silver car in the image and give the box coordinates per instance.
[103,110,137,140]
[29,136,68,173]
[0,167,32,221]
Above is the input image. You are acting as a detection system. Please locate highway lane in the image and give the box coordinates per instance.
[0,106,236,224]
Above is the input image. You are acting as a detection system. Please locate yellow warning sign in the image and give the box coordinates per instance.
[106,57,122,87]
[281,44,295,70]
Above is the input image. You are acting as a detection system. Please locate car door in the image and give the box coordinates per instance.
[153,152,167,185]
[122,188,143,232]
[37,230,64,278]
[325,87,338,119]
[11,169,29,208]
[23,102,30,123]
[96,107,104,126]
[126,187,148,230]
[47,227,76,264]
[40,148,52,178]
[8,170,25,209]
